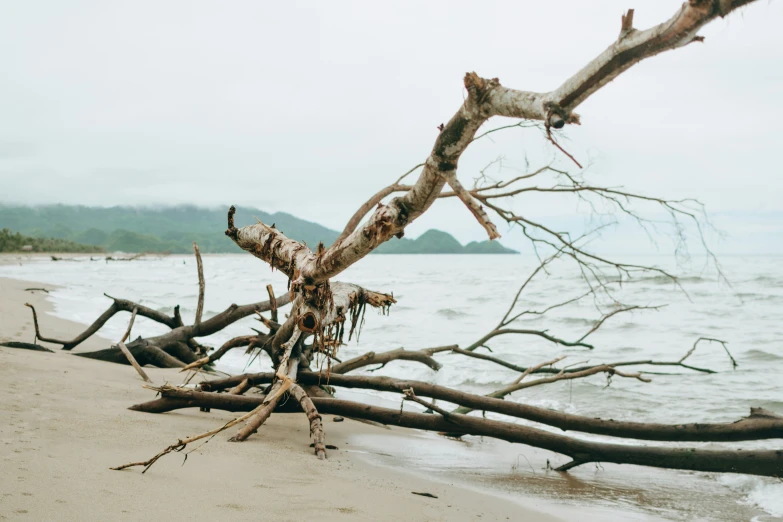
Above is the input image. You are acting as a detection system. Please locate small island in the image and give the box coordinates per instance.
[374,229,517,254]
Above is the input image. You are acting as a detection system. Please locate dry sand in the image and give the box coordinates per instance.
[0,275,561,521]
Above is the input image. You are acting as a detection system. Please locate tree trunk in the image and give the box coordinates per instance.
[129,386,783,478]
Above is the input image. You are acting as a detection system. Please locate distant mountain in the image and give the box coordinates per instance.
[375,229,517,254]
[0,204,338,254]
[0,204,517,254]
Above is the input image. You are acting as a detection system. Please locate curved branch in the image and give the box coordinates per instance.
[25,298,179,351]
[145,293,292,349]
[180,335,261,372]
[227,2,757,284]
[485,2,755,124]
[24,284,289,354]
[465,327,594,352]
[445,347,563,375]
[336,163,425,244]
[330,347,443,374]
[479,364,649,399]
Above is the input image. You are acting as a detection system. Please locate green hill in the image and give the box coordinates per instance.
[0,204,338,254]
[375,229,517,254]
[0,228,104,253]
[0,205,517,254]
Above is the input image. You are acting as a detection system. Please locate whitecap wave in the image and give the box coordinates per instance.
[719,475,783,518]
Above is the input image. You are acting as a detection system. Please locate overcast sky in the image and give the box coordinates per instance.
[1,1,781,253]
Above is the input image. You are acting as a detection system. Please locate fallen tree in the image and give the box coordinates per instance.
[126,385,783,477]
[17,1,780,480]
[136,378,783,443]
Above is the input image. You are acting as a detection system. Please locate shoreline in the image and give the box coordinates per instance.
[0,274,561,521]
[2,256,780,521]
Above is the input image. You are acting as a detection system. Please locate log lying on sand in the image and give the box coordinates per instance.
[76,342,190,368]
[0,341,54,353]
[129,386,783,477]
[196,372,783,443]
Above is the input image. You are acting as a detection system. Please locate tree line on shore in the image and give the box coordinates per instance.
[0,228,103,253]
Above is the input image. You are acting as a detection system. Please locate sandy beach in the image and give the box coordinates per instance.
[0,274,561,521]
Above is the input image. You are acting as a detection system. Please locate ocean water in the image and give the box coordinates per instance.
[1,253,782,521]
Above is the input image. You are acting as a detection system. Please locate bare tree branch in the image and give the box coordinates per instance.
[193,241,205,326]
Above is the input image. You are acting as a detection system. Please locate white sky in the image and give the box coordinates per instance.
[1,1,781,253]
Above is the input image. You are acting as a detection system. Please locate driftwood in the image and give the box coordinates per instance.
[13,0,777,484]
[127,386,783,478]
[23,264,290,367]
[0,341,54,353]
[27,294,288,355]
[192,242,205,326]
[114,307,152,382]
[189,372,783,443]
[289,383,327,459]
[22,240,289,366]
[181,335,260,372]
[330,347,443,374]
[76,342,188,368]
[117,342,152,382]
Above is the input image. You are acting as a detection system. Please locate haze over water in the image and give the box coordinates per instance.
[2,254,781,520]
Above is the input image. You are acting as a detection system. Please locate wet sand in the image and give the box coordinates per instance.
[0,274,561,521]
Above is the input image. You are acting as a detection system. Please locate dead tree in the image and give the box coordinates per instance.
[17,1,779,478]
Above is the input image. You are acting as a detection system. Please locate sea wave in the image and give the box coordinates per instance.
[736,292,782,302]
[639,275,706,285]
[2,253,782,521]
[744,349,783,362]
[719,475,783,519]
[556,316,593,326]
[435,308,469,319]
